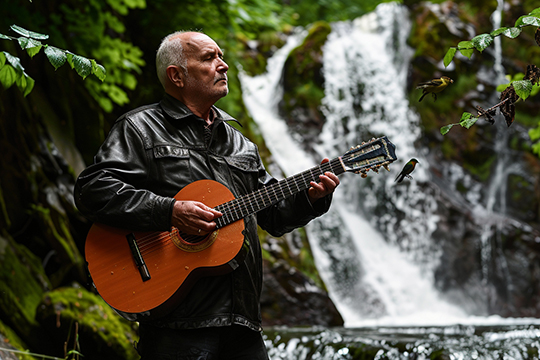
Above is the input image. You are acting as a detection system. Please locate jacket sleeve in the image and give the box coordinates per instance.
[255,165,332,238]
[74,117,175,232]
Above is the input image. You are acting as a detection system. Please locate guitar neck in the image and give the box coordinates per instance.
[214,157,345,228]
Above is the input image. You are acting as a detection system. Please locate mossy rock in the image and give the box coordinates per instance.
[0,319,36,360]
[279,21,332,148]
[36,286,138,360]
[0,232,51,339]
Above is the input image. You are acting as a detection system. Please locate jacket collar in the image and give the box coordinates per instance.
[160,93,241,127]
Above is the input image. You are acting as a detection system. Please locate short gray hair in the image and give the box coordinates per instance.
[156,31,188,88]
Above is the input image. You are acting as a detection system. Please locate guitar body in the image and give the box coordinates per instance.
[85,180,246,321]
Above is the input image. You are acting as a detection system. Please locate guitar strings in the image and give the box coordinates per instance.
[216,160,339,228]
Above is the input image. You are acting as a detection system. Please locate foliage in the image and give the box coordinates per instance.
[284,0,393,26]
[440,7,540,137]
[0,25,106,97]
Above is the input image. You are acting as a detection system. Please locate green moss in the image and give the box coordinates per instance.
[281,21,331,117]
[0,231,50,338]
[38,286,138,360]
[238,31,287,77]
[0,319,36,360]
[28,204,85,286]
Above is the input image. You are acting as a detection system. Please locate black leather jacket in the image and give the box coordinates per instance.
[74,94,331,331]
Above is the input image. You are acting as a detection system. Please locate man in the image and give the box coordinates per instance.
[74,31,339,359]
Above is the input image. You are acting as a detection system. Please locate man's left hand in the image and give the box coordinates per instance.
[307,158,340,204]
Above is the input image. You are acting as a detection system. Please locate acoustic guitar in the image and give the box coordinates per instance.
[85,136,397,321]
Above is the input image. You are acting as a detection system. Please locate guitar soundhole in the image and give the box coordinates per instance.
[171,228,219,253]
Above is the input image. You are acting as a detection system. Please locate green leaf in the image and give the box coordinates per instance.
[516,15,540,27]
[66,53,74,69]
[0,64,21,89]
[17,37,29,49]
[0,52,5,67]
[490,27,508,36]
[490,27,522,38]
[10,24,49,40]
[532,141,540,156]
[459,112,477,129]
[459,48,474,59]
[457,41,474,58]
[22,73,35,96]
[443,48,457,68]
[72,55,92,79]
[15,71,32,96]
[106,84,129,105]
[513,79,533,100]
[25,38,42,58]
[44,46,67,70]
[530,8,540,17]
[502,27,522,38]
[472,34,493,52]
[496,83,511,92]
[529,125,540,141]
[90,59,106,81]
[4,52,24,72]
[440,124,454,135]
[458,40,473,49]
[523,15,540,26]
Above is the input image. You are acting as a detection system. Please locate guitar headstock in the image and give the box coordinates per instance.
[341,136,397,178]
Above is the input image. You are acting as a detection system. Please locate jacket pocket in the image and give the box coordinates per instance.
[152,145,193,187]
[153,145,189,159]
[224,155,260,195]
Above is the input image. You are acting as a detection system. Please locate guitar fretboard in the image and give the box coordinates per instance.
[212,136,396,228]
[214,158,345,228]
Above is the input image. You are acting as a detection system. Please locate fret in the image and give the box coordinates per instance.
[285,178,292,197]
[264,187,272,206]
[293,174,301,192]
[272,183,279,204]
[237,197,246,219]
[231,200,240,221]
[259,190,266,207]
[278,180,286,199]
[247,193,256,213]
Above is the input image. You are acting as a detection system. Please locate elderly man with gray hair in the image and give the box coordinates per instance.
[74,31,339,359]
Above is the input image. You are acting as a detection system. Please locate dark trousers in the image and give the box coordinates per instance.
[136,324,269,360]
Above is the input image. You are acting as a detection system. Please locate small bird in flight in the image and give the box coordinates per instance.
[417,76,454,102]
[395,158,419,183]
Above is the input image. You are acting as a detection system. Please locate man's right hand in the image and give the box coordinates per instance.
[171,200,222,235]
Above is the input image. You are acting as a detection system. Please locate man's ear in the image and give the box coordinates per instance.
[166,65,184,88]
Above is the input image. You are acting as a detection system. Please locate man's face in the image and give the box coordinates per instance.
[183,33,229,103]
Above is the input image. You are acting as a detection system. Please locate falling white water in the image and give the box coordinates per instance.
[240,3,469,327]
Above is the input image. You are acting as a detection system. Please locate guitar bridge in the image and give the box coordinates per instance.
[126,233,151,282]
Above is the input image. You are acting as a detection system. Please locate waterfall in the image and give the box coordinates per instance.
[241,2,473,327]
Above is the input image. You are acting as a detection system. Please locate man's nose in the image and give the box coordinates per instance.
[217,58,228,72]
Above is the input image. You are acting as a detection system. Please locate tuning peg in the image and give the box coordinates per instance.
[361,172,368,178]
[383,164,390,172]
